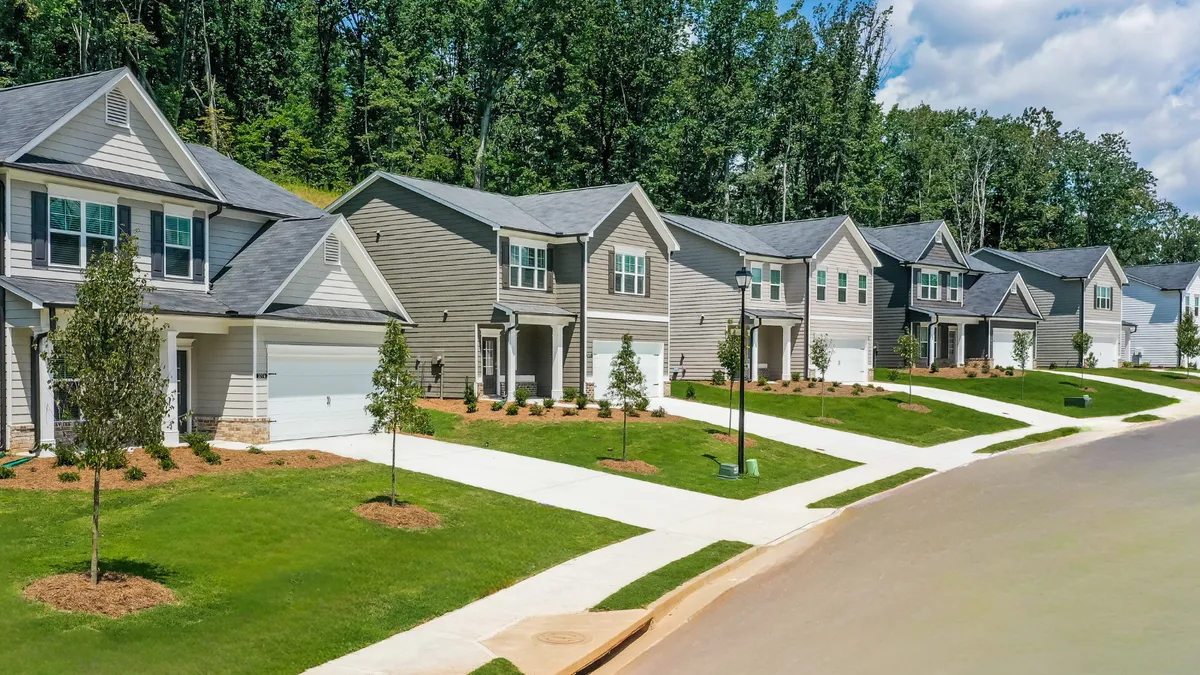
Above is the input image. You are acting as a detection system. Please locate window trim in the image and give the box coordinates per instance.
[816,268,827,302]
[949,273,961,303]
[749,262,763,300]
[509,238,548,291]
[769,264,782,301]
[858,273,868,305]
[837,271,848,303]
[614,250,646,296]
[1095,285,1113,311]
[919,269,938,301]
[919,323,930,359]
[163,213,194,279]
[47,193,118,269]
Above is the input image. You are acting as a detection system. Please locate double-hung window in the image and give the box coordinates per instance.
[164,215,193,278]
[837,272,848,303]
[614,251,645,295]
[510,242,547,290]
[49,196,116,267]
[1095,285,1113,310]
[920,271,938,300]
[750,263,763,299]
[769,266,781,301]
[858,274,868,304]
[816,269,827,301]
[949,273,961,302]
[919,324,930,359]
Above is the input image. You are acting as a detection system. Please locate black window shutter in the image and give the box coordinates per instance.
[546,244,555,292]
[499,237,510,289]
[31,191,48,269]
[192,216,206,282]
[644,255,651,296]
[150,210,164,279]
[608,249,615,294]
[117,205,132,243]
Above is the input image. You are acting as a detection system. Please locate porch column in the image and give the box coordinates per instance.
[505,327,519,402]
[749,326,760,380]
[956,325,966,366]
[37,338,55,447]
[161,329,179,446]
[781,325,793,381]
[551,323,565,401]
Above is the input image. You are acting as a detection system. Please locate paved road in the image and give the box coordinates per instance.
[620,416,1200,675]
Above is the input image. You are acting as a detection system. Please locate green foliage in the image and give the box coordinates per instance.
[182,432,213,455]
[514,388,531,407]
[491,401,504,412]
[463,379,478,407]
[246,445,264,455]
[1177,312,1200,375]
[791,372,801,382]
[810,333,835,416]
[58,471,81,483]
[930,361,940,373]
[562,407,578,417]
[716,320,741,386]
[886,368,901,382]
[528,403,545,417]
[466,402,478,414]
[756,375,768,387]
[200,449,223,465]
[597,400,613,418]
[505,402,520,416]
[895,328,922,403]
[470,659,525,675]
[606,334,648,461]
[574,394,589,410]
[52,444,80,467]
[124,466,147,481]
[0,466,14,480]
[651,406,667,418]
[808,468,937,509]
[563,387,579,401]
[974,427,1082,454]
[711,370,726,386]
[592,541,751,611]
[1072,331,1094,367]
[366,320,423,507]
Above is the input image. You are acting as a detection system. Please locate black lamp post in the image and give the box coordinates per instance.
[734,267,752,475]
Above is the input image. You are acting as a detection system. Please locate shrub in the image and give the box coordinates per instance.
[145,442,172,460]
[887,368,901,382]
[651,406,667,418]
[307,454,317,460]
[791,371,801,382]
[124,466,146,481]
[58,471,80,483]
[827,386,835,393]
[182,430,213,456]
[635,395,650,411]
[270,458,286,466]
[780,380,790,389]
[200,449,222,465]
[514,387,531,407]
[711,370,726,386]
[1122,361,1134,368]
[53,444,80,467]
[505,402,520,416]
[981,362,991,374]
[562,407,578,416]
[462,379,478,407]
[756,375,768,387]
[807,381,816,388]
[831,381,842,388]
[852,383,864,393]
[761,385,772,391]
[967,371,978,378]
[1085,353,1098,369]
[685,383,697,399]
[543,397,556,408]
[0,466,14,480]
[598,400,613,418]
[1005,366,1015,376]
[563,387,579,401]
[575,394,589,410]
[405,409,435,436]
[990,372,999,378]
[929,362,939,373]
[491,400,504,411]
[158,456,178,471]
[466,402,478,413]
[528,403,545,416]
[1049,362,1058,370]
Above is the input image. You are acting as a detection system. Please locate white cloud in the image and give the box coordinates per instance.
[878,0,1200,212]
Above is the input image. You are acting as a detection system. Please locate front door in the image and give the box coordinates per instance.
[176,349,190,432]
[946,326,958,366]
[482,337,498,397]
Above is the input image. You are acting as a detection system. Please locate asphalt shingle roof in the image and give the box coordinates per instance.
[0,276,234,316]
[661,214,785,256]
[1125,262,1200,290]
[262,304,396,325]
[509,184,637,235]
[662,213,851,259]
[0,69,123,159]
[966,253,1005,274]
[860,221,946,263]
[494,301,576,317]
[15,155,218,203]
[210,214,341,314]
[965,272,1040,320]
[978,246,1112,279]
[186,143,325,218]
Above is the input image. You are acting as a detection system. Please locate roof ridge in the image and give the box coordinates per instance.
[872,219,944,230]
[1126,261,1198,269]
[749,214,847,228]
[0,68,124,94]
[509,182,636,198]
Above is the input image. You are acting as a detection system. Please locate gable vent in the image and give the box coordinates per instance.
[934,230,943,244]
[323,236,341,265]
[105,89,130,127]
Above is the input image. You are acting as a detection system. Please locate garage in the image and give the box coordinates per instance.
[992,328,1018,368]
[267,344,379,441]
[1090,334,1120,368]
[592,340,664,399]
[822,338,869,383]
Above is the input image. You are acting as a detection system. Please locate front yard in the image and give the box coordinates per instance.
[1065,367,1200,393]
[0,461,639,674]
[674,381,1026,446]
[876,368,1178,418]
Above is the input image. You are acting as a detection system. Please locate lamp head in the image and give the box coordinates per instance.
[735,267,752,289]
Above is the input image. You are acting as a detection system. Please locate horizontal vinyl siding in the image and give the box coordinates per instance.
[587,198,670,315]
[273,239,387,311]
[668,228,742,381]
[10,327,32,426]
[809,230,874,375]
[872,255,909,368]
[1123,280,1179,366]
[974,251,1082,367]
[5,291,42,327]
[554,242,583,389]
[190,327,254,418]
[209,215,264,273]
[1083,258,1123,348]
[784,261,808,375]
[918,237,961,267]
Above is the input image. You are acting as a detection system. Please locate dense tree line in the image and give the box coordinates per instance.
[3,0,1196,263]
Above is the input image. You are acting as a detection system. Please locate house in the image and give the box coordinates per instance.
[1122,262,1200,366]
[971,245,1128,368]
[663,213,881,383]
[861,221,1043,370]
[0,69,411,451]
[328,173,679,401]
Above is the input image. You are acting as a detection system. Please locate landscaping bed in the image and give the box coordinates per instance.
[695,380,891,398]
[418,397,681,424]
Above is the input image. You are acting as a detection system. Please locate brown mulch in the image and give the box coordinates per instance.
[707,432,758,447]
[1079,387,1097,393]
[597,459,660,474]
[418,398,682,424]
[814,417,844,425]
[24,572,176,617]
[894,367,1018,380]
[899,403,932,413]
[737,382,891,398]
[355,502,442,530]
[0,448,356,491]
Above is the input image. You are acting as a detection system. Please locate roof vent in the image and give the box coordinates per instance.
[934,230,942,244]
[323,236,341,265]
[105,89,130,128]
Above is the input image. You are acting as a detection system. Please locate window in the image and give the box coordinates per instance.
[837,272,848,303]
[858,274,868,304]
[750,263,762,299]
[105,90,129,127]
[920,271,938,300]
[323,236,340,265]
[949,273,961,302]
[919,324,930,359]
[614,252,645,295]
[49,196,115,267]
[816,269,827,301]
[164,215,192,278]
[510,243,547,290]
[1095,285,1113,310]
[769,266,782,301]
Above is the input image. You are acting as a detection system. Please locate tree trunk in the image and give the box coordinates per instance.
[622,406,628,462]
[390,427,397,507]
[91,465,101,584]
[727,380,733,435]
[908,367,913,403]
[473,95,495,190]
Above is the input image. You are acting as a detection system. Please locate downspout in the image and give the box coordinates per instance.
[578,235,588,392]
[804,260,811,379]
[1080,279,1087,367]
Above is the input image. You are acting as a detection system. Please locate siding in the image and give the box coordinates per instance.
[808,229,873,374]
[910,267,967,310]
[1083,258,1123,349]
[667,227,743,381]
[973,250,1083,367]
[872,252,911,368]
[209,214,264,273]
[918,236,961,267]
[334,180,497,397]
[498,240,584,390]
[190,326,254,417]
[31,81,191,184]
[783,260,808,374]
[587,198,670,316]
[10,327,32,426]
[273,237,387,310]
[1124,280,1179,366]
[996,286,1038,316]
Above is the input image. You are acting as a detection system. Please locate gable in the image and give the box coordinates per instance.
[589,196,669,257]
[919,236,962,268]
[814,223,877,272]
[30,79,191,184]
[272,232,389,312]
[997,283,1035,316]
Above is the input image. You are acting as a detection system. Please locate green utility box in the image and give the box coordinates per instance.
[717,463,740,480]
[1064,395,1093,408]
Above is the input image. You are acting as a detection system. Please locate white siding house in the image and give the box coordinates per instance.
[1124,262,1200,367]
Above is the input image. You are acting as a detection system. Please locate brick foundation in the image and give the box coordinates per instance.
[8,424,35,452]
[193,416,271,444]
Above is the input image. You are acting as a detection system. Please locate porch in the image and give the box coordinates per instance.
[482,302,576,401]
[746,310,803,381]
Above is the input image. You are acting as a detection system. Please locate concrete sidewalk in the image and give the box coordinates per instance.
[870,381,1076,427]
[1071,371,1200,400]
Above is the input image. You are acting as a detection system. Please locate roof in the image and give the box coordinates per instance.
[977,246,1113,279]
[745,308,805,321]
[493,301,576,317]
[509,184,638,236]
[662,213,866,261]
[966,254,1005,274]
[661,213,786,257]
[0,69,123,160]
[14,155,218,203]
[371,174,554,234]
[0,276,234,317]
[861,221,950,263]
[261,304,397,325]
[210,214,341,314]
[186,143,324,218]
[967,272,1041,320]
[1125,262,1200,290]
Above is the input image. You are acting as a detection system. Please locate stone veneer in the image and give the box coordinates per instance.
[192,416,271,444]
[9,424,35,452]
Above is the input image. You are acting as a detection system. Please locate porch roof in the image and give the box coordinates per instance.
[493,301,576,318]
[0,276,234,317]
[745,308,804,321]
[261,303,397,325]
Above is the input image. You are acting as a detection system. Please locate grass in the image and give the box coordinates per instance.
[676,381,1026,447]
[1065,367,1200,393]
[973,427,1083,454]
[427,410,858,500]
[281,181,344,208]
[1123,414,1163,423]
[0,463,640,675]
[807,467,936,509]
[470,658,524,675]
[591,540,752,611]
[875,368,1177,418]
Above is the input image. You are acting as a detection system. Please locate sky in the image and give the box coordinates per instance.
[869,0,1200,214]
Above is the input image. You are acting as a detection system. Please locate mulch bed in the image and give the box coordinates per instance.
[706,432,758,447]
[731,382,891,398]
[0,448,355,491]
[597,459,660,474]
[899,403,932,413]
[890,367,1018,380]
[24,572,176,617]
[418,398,682,424]
[355,502,442,530]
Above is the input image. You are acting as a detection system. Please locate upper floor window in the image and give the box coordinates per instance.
[837,272,848,303]
[816,269,827,301]
[949,273,961,302]
[1191,294,1200,317]
[750,263,762,299]
[1095,285,1113,310]
[510,242,546,290]
[49,196,115,267]
[858,274,868,304]
[614,252,645,295]
[919,271,938,300]
[164,215,193,278]
[769,266,781,301]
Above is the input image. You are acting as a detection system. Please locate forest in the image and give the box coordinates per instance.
[3,0,1197,264]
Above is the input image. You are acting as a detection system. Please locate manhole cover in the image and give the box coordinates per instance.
[535,631,589,645]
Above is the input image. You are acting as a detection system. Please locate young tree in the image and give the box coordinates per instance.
[1178,312,1200,377]
[1071,330,1093,390]
[716,319,741,435]
[365,319,424,507]
[810,334,833,417]
[1012,330,1033,398]
[47,238,169,585]
[895,328,921,403]
[607,333,647,461]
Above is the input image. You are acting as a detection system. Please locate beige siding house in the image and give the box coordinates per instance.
[0,69,410,451]
[330,173,679,401]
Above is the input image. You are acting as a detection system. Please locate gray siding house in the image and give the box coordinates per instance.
[0,69,410,450]
[1123,262,1200,367]
[663,214,880,383]
[862,221,1042,369]
[329,173,679,401]
[972,246,1128,368]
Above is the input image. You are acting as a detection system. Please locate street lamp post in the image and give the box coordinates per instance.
[734,267,752,476]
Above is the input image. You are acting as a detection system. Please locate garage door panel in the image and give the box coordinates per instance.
[993,329,1018,368]
[267,345,379,442]
[821,339,868,383]
[592,341,663,399]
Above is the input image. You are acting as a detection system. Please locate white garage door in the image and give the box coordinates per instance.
[1091,336,1120,368]
[593,341,663,399]
[993,329,1018,368]
[823,338,868,383]
[268,344,379,441]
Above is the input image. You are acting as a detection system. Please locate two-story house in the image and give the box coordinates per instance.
[863,221,1043,369]
[329,173,678,401]
[664,213,881,383]
[1122,262,1200,367]
[972,246,1127,368]
[0,69,410,451]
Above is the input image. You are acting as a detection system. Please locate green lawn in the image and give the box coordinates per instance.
[427,410,857,500]
[470,658,524,675]
[591,540,752,611]
[675,381,1026,447]
[875,368,1177,418]
[1065,367,1200,393]
[0,463,640,675]
[807,467,936,508]
[974,427,1083,454]
[1124,414,1164,423]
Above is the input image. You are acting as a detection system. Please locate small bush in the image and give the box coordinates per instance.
[990,372,999,378]
[158,457,178,471]
[562,407,578,416]
[981,362,991,374]
[52,444,80,467]
[635,395,650,411]
[1005,366,1015,376]
[967,371,978,378]
[929,362,939,373]
[466,402,478,413]
[711,370,726,386]
[598,400,613,418]
[514,387,531,407]
[685,383,697,399]
[505,402,520,416]
[780,380,790,389]
[1049,362,1058,370]
[852,383,864,394]
[200,449,222,465]
[831,381,842,389]
[791,371,801,382]
[887,368,901,382]
[404,409,435,436]
[0,466,15,480]
[807,381,816,388]
[563,387,579,401]
[124,466,146,481]
[58,471,80,483]
[1085,353,1098,369]
[182,430,213,456]
[575,394,589,410]
[827,386,835,393]
[756,375,768,387]
[462,379,478,407]
[307,454,317,460]
[246,445,264,455]
[761,385,772,391]
[651,406,667,418]
[270,458,286,466]
[491,400,504,411]
[528,403,545,416]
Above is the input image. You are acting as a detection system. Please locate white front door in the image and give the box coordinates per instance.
[592,341,664,399]
[267,344,379,441]
[823,338,868,383]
